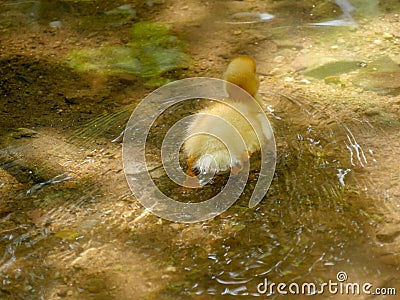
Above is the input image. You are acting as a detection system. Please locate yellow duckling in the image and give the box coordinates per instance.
[183,56,272,184]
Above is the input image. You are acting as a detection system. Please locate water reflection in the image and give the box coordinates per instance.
[225,12,275,25]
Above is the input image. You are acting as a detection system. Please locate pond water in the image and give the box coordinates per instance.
[1,0,399,299]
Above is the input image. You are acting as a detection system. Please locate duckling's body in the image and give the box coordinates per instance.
[183,56,271,178]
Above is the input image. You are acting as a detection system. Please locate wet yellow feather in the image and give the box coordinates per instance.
[183,56,269,176]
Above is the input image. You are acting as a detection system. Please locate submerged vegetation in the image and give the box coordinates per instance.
[67,21,190,86]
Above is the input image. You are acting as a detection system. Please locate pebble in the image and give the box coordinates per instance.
[273,55,285,63]
[49,21,62,28]
[337,37,346,44]
[269,67,283,76]
[383,32,393,40]
[170,223,182,230]
[11,128,38,139]
[298,78,311,85]
[165,266,177,273]
[299,48,309,54]
[56,287,68,297]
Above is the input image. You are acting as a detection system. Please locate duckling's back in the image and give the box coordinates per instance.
[183,56,271,174]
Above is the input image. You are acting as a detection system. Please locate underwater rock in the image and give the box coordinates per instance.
[10,128,38,139]
[308,0,358,27]
[105,4,136,17]
[1,130,76,184]
[55,227,81,241]
[49,21,63,28]
[350,56,400,94]
[309,0,342,21]
[301,56,365,79]
[103,4,136,26]
[351,0,380,17]
[376,230,400,244]
[67,22,189,86]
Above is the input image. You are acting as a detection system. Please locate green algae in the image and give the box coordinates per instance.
[67,22,189,86]
[55,227,81,241]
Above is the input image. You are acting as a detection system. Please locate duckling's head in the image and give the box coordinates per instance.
[223,56,259,98]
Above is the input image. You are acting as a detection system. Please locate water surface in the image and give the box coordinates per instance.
[1,0,399,299]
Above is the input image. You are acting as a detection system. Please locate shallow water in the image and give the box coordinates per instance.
[1,0,400,299]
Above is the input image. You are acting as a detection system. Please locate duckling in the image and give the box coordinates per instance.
[183,56,272,186]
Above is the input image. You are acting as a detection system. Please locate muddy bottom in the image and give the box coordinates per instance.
[1,0,400,299]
